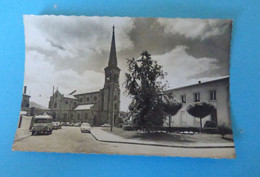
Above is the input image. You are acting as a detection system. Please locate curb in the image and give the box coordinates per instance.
[14,134,31,142]
[90,131,235,149]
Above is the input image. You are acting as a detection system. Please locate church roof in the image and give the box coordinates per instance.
[107,26,119,70]
[74,104,94,110]
[63,94,77,100]
[70,89,100,96]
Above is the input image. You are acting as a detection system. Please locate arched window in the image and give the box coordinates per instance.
[86,97,90,102]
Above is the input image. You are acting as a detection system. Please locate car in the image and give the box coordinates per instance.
[52,122,60,130]
[69,123,74,126]
[64,122,70,126]
[31,115,53,135]
[101,123,111,128]
[60,122,67,126]
[74,122,81,127]
[80,123,91,133]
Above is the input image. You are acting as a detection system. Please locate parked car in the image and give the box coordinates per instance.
[52,122,60,130]
[52,122,61,130]
[74,123,81,127]
[31,115,53,135]
[101,123,111,128]
[61,122,68,126]
[69,123,74,126]
[80,123,91,133]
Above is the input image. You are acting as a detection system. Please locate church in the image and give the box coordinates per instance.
[48,26,120,126]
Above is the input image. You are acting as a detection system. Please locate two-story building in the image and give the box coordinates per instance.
[165,76,231,128]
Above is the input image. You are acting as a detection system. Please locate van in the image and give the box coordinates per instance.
[31,115,53,135]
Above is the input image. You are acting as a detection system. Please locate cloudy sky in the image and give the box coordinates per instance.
[23,15,232,111]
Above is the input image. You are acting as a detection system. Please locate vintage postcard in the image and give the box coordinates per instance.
[13,15,235,158]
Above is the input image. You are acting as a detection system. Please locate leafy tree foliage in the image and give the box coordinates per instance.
[125,51,167,130]
[162,94,182,116]
[187,102,216,128]
[161,93,182,128]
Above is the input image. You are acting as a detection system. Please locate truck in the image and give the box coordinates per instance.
[31,115,53,135]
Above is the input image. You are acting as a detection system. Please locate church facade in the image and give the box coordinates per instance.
[48,27,120,126]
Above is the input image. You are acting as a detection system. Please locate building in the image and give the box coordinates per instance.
[165,76,231,128]
[21,86,30,113]
[48,26,120,126]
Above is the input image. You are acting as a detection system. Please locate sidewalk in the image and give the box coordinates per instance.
[13,128,31,141]
[91,127,235,148]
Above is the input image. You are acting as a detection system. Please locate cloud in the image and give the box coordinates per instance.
[155,45,220,88]
[157,18,232,40]
[24,15,135,74]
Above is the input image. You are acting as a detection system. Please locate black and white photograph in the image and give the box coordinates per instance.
[12,15,235,158]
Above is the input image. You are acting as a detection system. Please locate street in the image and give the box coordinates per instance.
[12,127,236,158]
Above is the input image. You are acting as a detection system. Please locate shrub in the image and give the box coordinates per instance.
[204,121,217,128]
[218,125,232,137]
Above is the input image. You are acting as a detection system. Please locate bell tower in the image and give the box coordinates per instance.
[102,26,121,125]
[104,26,120,87]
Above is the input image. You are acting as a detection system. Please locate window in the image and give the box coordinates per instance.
[94,96,97,101]
[65,100,68,104]
[54,102,57,108]
[210,90,216,101]
[194,92,200,102]
[86,97,90,102]
[181,95,186,103]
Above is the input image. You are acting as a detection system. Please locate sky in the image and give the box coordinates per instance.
[23,15,232,111]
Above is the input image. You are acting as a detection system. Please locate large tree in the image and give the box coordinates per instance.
[187,102,216,128]
[125,51,167,130]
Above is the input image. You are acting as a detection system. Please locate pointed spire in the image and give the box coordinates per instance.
[108,25,117,67]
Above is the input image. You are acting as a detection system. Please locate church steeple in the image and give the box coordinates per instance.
[104,26,120,87]
[108,26,118,68]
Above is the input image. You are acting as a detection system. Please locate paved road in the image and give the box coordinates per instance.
[12,127,236,158]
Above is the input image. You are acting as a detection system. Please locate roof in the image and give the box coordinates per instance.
[74,104,94,110]
[71,89,100,96]
[166,76,229,91]
[63,94,77,100]
[35,115,52,119]
[108,26,119,69]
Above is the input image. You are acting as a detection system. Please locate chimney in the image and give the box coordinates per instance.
[198,81,201,84]
[24,86,27,94]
